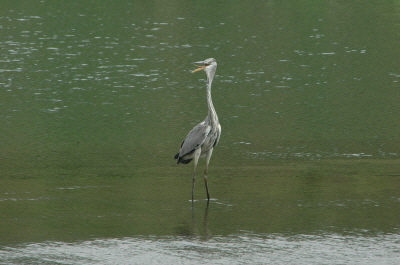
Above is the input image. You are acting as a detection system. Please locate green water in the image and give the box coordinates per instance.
[1,1,399,264]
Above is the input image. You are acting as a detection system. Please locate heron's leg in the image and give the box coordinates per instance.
[192,149,201,201]
[204,148,213,201]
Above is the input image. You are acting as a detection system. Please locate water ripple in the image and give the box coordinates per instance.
[1,233,399,265]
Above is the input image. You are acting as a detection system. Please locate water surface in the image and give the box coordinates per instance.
[1,1,400,264]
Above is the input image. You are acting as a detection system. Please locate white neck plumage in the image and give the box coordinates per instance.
[206,68,218,124]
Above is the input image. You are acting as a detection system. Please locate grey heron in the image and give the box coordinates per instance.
[174,58,221,202]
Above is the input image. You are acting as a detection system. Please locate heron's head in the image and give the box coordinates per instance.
[192,58,217,74]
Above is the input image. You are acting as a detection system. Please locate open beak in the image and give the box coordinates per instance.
[192,61,208,73]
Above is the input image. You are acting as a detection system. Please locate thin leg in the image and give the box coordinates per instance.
[192,149,201,202]
[192,174,196,201]
[204,148,213,201]
[204,173,210,201]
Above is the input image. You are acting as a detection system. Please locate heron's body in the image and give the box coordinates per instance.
[174,58,221,201]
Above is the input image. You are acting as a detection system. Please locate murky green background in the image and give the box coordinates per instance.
[1,1,399,264]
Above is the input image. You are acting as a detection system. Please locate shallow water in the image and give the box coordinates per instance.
[2,233,400,265]
[1,175,399,264]
[1,1,400,264]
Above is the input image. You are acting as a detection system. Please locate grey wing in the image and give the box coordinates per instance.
[179,121,211,157]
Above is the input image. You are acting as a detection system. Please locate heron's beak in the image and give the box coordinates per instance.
[192,61,207,73]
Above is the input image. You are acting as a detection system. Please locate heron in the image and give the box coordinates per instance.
[174,58,221,202]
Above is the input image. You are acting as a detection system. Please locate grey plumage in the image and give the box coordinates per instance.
[175,119,221,164]
[174,58,221,201]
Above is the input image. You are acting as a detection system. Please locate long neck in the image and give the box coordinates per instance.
[206,69,218,123]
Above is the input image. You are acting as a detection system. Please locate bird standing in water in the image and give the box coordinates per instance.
[174,58,221,202]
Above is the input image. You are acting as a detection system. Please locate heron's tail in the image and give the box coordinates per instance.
[174,153,192,164]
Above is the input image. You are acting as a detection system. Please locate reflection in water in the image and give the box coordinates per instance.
[175,201,211,239]
[203,202,211,239]
[194,201,211,240]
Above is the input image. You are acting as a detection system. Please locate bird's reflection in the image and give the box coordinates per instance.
[174,201,211,239]
[192,201,211,240]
